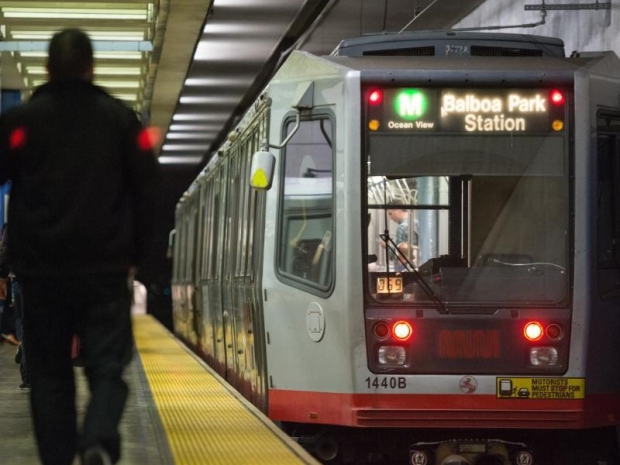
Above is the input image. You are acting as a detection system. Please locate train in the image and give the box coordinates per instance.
[170,30,620,465]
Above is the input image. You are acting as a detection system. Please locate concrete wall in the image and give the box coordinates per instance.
[453,0,616,55]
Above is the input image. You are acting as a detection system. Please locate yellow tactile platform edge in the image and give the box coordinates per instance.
[133,314,318,465]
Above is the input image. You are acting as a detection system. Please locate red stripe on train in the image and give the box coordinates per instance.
[268,390,620,429]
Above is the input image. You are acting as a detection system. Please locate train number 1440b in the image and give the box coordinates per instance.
[366,377,407,389]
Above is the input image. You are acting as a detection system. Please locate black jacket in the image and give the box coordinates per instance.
[0,79,162,277]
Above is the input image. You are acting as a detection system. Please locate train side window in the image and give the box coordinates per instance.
[277,115,334,294]
[596,111,620,300]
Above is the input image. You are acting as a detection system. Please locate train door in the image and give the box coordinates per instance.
[223,146,243,388]
[212,162,229,378]
[199,171,217,365]
[231,129,264,402]
[185,196,200,348]
[190,182,207,350]
[171,208,189,339]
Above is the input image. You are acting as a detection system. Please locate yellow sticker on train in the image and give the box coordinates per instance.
[496,378,585,399]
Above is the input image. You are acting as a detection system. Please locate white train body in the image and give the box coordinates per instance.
[171,32,620,463]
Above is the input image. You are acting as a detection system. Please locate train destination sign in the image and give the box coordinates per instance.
[367,87,563,134]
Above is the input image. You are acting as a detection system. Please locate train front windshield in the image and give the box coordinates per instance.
[365,87,569,306]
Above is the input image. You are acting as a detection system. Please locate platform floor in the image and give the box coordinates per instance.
[0,314,317,465]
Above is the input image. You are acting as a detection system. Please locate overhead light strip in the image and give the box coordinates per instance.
[179,95,239,104]
[184,77,250,86]
[172,113,231,121]
[169,124,223,131]
[167,133,218,140]
[162,144,210,151]
[158,156,204,165]
[2,9,148,20]
[95,81,141,88]
[0,41,152,52]
[10,32,146,41]
[26,66,142,76]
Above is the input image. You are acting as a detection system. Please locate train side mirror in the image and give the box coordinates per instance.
[249,149,275,191]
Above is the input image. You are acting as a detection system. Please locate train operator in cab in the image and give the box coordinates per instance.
[381,200,419,270]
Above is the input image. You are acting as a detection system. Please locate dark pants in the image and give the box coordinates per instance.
[21,274,133,465]
[14,280,29,384]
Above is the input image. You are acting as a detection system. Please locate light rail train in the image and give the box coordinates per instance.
[171,31,620,464]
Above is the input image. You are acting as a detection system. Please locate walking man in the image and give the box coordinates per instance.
[0,28,161,465]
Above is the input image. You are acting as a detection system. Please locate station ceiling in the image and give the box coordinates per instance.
[0,0,485,168]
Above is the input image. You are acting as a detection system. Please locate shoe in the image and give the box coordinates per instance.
[14,343,22,364]
[1,333,19,345]
[18,382,31,391]
[82,446,112,465]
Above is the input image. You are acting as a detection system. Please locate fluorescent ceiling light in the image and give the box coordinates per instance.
[10,32,53,40]
[89,32,147,41]
[194,40,273,61]
[19,51,143,62]
[203,21,283,37]
[112,93,139,101]
[3,8,148,20]
[26,66,142,75]
[31,81,142,92]
[212,0,276,8]
[172,113,230,121]
[11,32,146,41]
[167,132,218,140]
[179,95,238,104]
[94,52,145,60]
[162,144,210,151]
[203,23,246,35]
[96,81,141,88]
[15,52,47,58]
[185,77,250,86]
[169,124,223,131]
[158,156,204,165]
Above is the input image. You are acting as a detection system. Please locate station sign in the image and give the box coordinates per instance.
[366,87,565,134]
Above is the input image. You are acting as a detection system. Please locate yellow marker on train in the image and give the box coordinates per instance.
[251,169,269,189]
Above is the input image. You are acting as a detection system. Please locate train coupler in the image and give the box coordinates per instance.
[409,438,534,465]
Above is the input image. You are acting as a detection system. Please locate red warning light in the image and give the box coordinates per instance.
[392,321,413,341]
[368,89,383,105]
[524,321,544,341]
[550,90,565,105]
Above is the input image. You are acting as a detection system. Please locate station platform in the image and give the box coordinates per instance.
[0,314,318,465]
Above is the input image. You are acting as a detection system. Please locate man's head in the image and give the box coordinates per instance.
[387,200,408,224]
[46,28,94,81]
[387,208,407,224]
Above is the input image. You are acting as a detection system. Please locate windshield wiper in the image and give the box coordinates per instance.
[379,233,449,315]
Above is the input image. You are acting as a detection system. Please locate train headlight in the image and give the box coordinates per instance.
[378,346,406,365]
[529,346,559,366]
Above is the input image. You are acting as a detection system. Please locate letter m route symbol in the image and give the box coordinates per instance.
[397,91,425,118]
